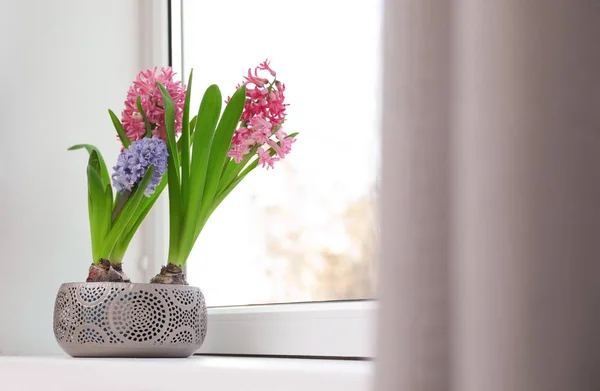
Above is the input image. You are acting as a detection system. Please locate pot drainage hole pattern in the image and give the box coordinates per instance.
[53,283,206,348]
[110,290,167,343]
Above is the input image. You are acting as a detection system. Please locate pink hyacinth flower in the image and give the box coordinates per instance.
[257,147,279,170]
[275,129,286,140]
[227,146,247,164]
[279,136,296,157]
[251,127,272,145]
[121,66,186,143]
[258,59,276,77]
[268,135,296,159]
[227,60,293,169]
[243,68,268,88]
[250,115,272,132]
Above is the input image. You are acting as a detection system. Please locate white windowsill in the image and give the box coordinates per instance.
[0,355,373,391]
[201,300,377,357]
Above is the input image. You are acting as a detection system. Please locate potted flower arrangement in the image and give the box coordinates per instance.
[53,61,296,358]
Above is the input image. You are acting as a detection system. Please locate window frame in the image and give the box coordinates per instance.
[139,0,376,359]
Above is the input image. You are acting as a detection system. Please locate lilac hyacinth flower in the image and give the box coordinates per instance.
[112,136,168,197]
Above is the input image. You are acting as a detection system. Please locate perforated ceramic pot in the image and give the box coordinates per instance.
[53,282,207,358]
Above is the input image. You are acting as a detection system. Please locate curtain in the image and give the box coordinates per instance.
[376,1,600,390]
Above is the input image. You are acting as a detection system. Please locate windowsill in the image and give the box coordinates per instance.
[201,301,377,357]
[0,355,373,391]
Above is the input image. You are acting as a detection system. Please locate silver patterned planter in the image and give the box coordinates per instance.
[53,282,207,358]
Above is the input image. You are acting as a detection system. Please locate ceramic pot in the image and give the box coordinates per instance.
[53,282,207,358]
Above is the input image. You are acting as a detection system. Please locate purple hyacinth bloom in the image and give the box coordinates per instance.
[112,136,168,197]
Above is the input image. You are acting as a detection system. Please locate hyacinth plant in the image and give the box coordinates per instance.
[149,61,297,284]
[70,67,186,282]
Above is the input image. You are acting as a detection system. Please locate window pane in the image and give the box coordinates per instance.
[181,0,382,306]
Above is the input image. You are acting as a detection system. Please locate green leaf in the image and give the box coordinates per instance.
[88,149,102,176]
[166,163,183,263]
[69,144,111,190]
[110,173,168,262]
[111,190,131,222]
[180,86,246,265]
[87,165,103,262]
[198,85,246,219]
[180,70,193,212]
[157,82,183,263]
[108,110,131,148]
[101,165,155,258]
[103,183,113,247]
[157,83,181,172]
[87,152,111,263]
[217,144,258,194]
[177,84,222,264]
[189,115,197,143]
[87,190,94,261]
[177,116,198,156]
[136,96,153,138]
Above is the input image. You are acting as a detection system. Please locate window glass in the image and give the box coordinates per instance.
[181,0,382,306]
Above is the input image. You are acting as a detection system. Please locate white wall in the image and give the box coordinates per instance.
[0,0,162,355]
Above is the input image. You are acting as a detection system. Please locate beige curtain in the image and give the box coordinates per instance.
[376,1,600,390]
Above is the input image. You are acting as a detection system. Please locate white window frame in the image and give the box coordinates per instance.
[139,0,377,359]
